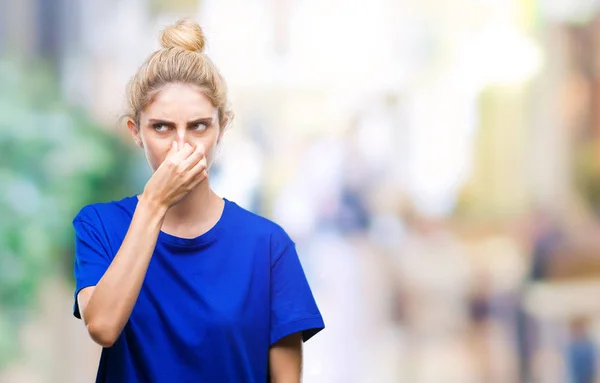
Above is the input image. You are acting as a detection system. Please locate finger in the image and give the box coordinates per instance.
[180,144,205,170]
[164,141,178,159]
[188,168,209,189]
[171,141,178,153]
[159,142,177,168]
[181,142,205,161]
[171,142,194,163]
[188,156,207,179]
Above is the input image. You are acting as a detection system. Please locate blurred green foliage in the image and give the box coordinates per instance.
[0,59,137,368]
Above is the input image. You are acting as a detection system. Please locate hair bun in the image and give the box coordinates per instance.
[160,18,205,52]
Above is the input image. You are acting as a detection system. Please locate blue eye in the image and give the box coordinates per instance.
[153,124,169,132]
[193,123,207,131]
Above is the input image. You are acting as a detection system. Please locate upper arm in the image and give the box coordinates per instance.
[77,286,95,324]
[268,229,324,381]
[72,209,112,319]
[270,234,324,345]
[269,332,303,383]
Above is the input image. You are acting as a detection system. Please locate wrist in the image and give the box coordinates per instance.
[138,193,169,218]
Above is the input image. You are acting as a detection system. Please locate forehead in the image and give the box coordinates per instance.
[143,83,216,119]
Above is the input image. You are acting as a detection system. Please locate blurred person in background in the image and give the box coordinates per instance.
[566,316,597,383]
[516,210,563,382]
[71,18,324,383]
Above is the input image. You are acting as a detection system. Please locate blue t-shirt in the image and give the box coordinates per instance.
[72,195,325,383]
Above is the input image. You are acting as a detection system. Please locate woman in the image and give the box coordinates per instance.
[72,18,324,382]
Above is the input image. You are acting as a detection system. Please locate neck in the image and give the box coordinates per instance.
[163,179,223,232]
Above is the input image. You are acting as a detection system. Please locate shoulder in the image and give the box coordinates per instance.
[73,195,137,229]
[225,199,294,253]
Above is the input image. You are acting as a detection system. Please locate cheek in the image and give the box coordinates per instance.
[143,141,170,171]
[204,139,220,168]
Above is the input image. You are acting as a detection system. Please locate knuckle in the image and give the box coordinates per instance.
[166,160,177,169]
[172,162,184,174]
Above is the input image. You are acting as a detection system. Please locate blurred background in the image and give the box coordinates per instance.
[4,0,600,382]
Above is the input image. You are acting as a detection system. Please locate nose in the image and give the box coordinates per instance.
[175,129,193,149]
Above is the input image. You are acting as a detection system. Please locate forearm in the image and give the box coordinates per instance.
[83,196,167,346]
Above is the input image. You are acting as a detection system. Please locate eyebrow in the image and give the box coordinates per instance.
[147,117,214,125]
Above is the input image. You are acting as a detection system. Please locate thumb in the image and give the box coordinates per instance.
[163,141,178,162]
[168,141,178,156]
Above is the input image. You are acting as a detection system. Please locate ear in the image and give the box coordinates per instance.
[127,118,144,148]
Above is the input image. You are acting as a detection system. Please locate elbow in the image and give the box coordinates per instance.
[86,320,119,348]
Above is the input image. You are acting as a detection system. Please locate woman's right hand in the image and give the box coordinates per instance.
[141,141,208,209]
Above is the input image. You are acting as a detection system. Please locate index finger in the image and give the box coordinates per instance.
[181,143,206,169]
[171,142,194,162]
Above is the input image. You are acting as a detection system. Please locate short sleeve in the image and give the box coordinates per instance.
[270,233,324,345]
[72,206,112,319]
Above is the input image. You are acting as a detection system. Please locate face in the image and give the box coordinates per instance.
[128,83,224,173]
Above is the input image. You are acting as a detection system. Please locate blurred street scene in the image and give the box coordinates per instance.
[5,0,600,382]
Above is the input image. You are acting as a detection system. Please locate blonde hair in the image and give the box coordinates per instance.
[126,18,233,128]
